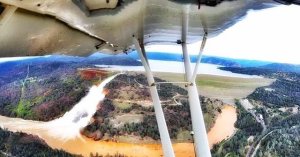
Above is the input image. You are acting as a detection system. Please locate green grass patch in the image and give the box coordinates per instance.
[176,130,192,141]
[197,79,248,89]
[14,99,34,118]
[32,96,44,106]
[204,113,215,131]
[113,101,133,110]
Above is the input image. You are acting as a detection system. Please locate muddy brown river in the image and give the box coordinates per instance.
[0,75,237,157]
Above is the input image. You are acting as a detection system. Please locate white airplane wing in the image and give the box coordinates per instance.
[0,0,297,57]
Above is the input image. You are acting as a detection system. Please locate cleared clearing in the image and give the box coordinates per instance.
[154,72,274,105]
[110,114,144,128]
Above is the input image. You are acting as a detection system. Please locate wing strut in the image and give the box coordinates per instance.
[181,6,212,157]
[190,31,207,83]
[133,37,175,157]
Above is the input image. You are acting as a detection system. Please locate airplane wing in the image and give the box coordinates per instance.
[0,0,295,57]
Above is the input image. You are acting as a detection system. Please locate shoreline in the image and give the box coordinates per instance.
[0,105,237,156]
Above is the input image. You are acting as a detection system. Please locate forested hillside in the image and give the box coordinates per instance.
[214,67,300,157]
[81,74,226,142]
[0,56,140,121]
[221,67,300,107]
[0,128,79,157]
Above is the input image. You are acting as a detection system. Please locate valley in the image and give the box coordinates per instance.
[0,55,299,157]
[154,72,273,105]
[0,72,237,157]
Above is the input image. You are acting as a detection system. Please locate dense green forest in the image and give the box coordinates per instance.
[0,128,79,157]
[221,67,300,107]
[0,127,129,157]
[256,126,300,157]
[214,67,300,157]
[248,76,300,107]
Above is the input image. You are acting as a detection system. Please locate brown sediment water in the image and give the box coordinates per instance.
[0,114,191,157]
[207,105,237,148]
[0,73,237,156]
[0,105,236,157]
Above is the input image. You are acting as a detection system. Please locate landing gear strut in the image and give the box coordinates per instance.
[133,37,175,157]
[182,7,211,157]
[132,7,211,157]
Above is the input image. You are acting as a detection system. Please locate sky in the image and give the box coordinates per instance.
[146,4,300,64]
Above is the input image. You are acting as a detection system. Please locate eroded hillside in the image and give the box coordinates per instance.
[81,74,226,142]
